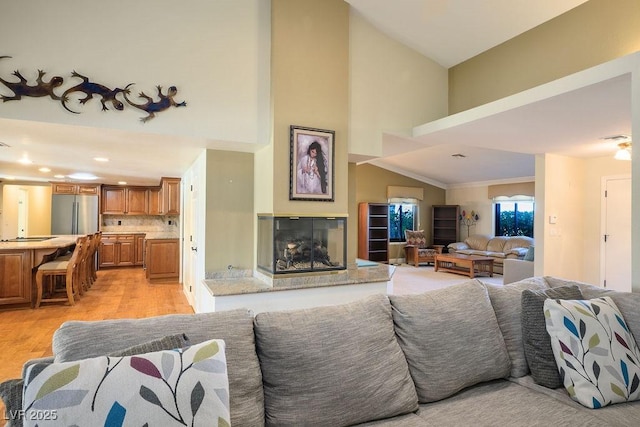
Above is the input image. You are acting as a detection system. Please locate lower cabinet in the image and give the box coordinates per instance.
[99,234,145,268]
[0,250,32,307]
[145,239,179,281]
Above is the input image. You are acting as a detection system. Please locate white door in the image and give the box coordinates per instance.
[601,176,631,291]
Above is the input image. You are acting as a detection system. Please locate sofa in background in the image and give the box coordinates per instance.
[3,276,640,426]
[447,234,534,274]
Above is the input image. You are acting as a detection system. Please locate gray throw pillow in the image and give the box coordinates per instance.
[0,379,24,427]
[108,333,190,357]
[521,285,583,388]
[389,280,511,402]
[254,294,418,426]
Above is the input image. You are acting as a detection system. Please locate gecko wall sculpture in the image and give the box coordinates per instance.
[0,55,186,122]
[0,56,64,102]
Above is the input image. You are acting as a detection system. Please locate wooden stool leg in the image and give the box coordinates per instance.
[35,270,44,308]
[65,272,75,306]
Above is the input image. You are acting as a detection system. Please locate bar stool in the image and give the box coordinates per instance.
[34,239,85,308]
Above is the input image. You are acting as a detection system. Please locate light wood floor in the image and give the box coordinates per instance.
[0,267,193,384]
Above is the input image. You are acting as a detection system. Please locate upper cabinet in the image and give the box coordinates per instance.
[52,183,100,195]
[101,178,180,215]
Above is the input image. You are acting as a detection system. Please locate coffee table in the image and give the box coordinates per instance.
[434,253,494,278]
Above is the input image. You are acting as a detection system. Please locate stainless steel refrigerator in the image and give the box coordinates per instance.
[51,194,99,235]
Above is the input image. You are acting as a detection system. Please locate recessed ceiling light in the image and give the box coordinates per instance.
[94,157,109,162]
[67,172,99,180]
[39,167,51,173]
[4,176,16,180]
[18,157,33,165]
[54,174,65,179]
[118,181,127,185]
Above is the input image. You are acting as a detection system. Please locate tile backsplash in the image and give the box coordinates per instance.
[101,215,179,236]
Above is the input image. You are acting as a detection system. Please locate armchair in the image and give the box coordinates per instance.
[403,230,444,267]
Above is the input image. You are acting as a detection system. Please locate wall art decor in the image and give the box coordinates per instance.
[0,55,186,123]
[290,125,335,202]
[0,56,64,101]
[61,71,130,113]
[123,84,187,123]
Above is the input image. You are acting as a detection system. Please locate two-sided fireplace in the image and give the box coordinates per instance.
[257,215,347,274]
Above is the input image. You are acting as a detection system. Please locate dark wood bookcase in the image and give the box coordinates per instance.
[432,205,460,249]
[358,203,389,262]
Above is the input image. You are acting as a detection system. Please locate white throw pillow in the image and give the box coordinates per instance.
[545,297,640,409]
[23,339,230,426]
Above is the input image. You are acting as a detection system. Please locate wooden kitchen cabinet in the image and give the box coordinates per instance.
[162,178,181,215]
[145,239,179,280]
[52,183,100,195]
[0,250,32,307]
[101,186,148,215]
[135,234,146,265]
[148,187,163,215]
[99,234,139,268]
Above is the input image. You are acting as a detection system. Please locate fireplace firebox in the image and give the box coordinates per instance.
[257,215,347,274]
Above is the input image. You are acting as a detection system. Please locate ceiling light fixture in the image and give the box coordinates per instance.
[94,157,109,162]
[614,142,632,161]
[18,157,33,165]
[54,174,65,179]
[67,172,99,180]
[118,181,127,185]
[39,167,51,173]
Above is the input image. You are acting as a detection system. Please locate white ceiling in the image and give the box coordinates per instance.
[1,0,625,189]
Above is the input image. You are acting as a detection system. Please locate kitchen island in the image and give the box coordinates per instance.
[0,235,84,310]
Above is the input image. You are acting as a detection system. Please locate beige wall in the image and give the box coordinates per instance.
[205,150,254,271]
[355,164,445,245]
[446,184,493,240]
[349,10,448,159]
[449,0,640,113]
[270,0,349,216]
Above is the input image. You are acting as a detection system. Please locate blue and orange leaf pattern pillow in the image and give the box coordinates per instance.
[544,297,640,409]
[22,339,230,426]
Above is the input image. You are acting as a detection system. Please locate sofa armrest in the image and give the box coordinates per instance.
[448,242,469,251]
[508,247,529,257]
[503,259,534,284]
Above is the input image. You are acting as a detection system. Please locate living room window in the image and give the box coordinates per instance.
[494,197,534,237]
[388,200,418,242]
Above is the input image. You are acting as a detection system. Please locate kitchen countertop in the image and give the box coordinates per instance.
[0,235,83,250]
[100,231,179,239]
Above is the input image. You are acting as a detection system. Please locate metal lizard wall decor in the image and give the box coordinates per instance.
[61,71,131,114]
[123,84,187,123]
[0,56,64,102]
[0,55,186,122]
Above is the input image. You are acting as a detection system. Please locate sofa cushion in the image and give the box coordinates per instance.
[254,294,418,426]
[503,236,534,253]
[521,285,583,388]
[52,309,263,427]
[415,379,610,426]
[108,333,191,357]
[486,236,508,252]
[523,245,535,261]
[23,339,230,426]
[389,280,511,402]
[464,234,491,250]
[545,297,640,408]
[485,277,549,377]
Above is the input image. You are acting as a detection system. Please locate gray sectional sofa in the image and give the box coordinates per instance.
[3,276,640,426]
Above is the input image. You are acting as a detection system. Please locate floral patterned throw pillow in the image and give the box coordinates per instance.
[544,297,640,409]
[22,339,229,427]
